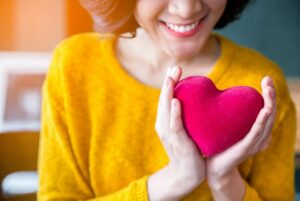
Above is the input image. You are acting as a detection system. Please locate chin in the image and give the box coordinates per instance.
[164,39,202,59]
[168,46,199,60]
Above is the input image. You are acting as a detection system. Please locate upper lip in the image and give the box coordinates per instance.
[161,15,206,26]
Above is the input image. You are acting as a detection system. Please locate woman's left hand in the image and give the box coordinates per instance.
[206,76,277,189]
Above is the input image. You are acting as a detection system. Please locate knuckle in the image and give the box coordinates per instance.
[248,147,257,156]
[255,125,265,138]
[256,120,265,129]
[169,124,179,133]
[170,118,183,133]
[155,121,167,132]
[160,134,169,143]
[154,122,161,132]
[168,133,178,144]
[155,124,168,140]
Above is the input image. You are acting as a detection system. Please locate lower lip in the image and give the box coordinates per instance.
[160,18,205,38]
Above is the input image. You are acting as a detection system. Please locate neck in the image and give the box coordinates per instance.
[131,28,220,73]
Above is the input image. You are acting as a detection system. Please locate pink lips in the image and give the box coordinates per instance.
[161,17,205,38]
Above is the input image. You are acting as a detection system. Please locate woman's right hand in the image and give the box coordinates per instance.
[147,65,206,201]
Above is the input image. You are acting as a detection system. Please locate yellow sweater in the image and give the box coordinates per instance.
[38,33,296,201]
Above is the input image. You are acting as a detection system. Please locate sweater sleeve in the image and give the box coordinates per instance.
[241,84,297,200]
[38,40,150,201]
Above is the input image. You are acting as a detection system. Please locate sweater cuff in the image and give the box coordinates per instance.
[242,179,262,201]
[131,176,149,201]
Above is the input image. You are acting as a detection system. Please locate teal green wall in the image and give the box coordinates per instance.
[217,0,300,77]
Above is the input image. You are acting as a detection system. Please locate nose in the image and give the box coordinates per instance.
[168,0,203,19]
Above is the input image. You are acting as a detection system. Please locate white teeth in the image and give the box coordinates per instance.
[166,21,199,33]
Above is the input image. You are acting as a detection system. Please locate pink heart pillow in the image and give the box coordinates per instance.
[174,76,264,157]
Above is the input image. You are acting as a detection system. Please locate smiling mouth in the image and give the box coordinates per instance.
[160,16,206,37]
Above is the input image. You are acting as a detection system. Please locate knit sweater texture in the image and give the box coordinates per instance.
[38,33,296,201]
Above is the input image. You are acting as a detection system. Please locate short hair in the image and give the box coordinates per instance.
[79,0,252,34]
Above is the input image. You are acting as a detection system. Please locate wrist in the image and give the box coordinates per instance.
[147,164,203,201]
[147,165,182,201]
[207,168,236,190]
[207,168,246,201]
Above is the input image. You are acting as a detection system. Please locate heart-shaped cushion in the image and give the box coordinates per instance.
[174,76,264,157]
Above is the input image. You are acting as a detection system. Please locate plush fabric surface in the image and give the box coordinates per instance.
[174,76,264,157]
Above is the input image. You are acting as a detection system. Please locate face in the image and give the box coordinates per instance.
[134,0,227,59]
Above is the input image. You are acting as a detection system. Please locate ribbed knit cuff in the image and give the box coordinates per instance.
[131,176,149,201]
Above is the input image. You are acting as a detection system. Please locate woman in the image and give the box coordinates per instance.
[38,0,296,200]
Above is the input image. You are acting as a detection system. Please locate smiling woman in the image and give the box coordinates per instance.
[38,0,296,201]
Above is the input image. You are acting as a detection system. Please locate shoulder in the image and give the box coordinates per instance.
[48,32,116,82]
[218,35,294,121]
[219,35,288,96]
[52,32,114,62]
[45,33,117,102]
[219,34,283,77]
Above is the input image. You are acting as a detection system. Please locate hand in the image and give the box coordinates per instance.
[147,65,206,201]
[206,76,276,187]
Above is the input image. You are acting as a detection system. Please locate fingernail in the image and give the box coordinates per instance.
[268,77,273,85]
[167,66,173,76]
[171,65,178,76]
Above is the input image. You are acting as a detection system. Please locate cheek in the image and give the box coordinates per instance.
[134,1,165,27]
[210,0,227,17]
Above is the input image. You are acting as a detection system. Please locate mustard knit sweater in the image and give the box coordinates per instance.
[38,33,296,201]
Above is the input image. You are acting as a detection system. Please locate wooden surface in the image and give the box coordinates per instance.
[0,132,39,201]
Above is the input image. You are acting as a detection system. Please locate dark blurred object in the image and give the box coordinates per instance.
[296,154,300,200]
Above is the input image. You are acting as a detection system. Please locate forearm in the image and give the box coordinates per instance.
[208,168,246,201]
[147,164,200,201]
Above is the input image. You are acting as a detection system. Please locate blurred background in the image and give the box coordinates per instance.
[0,0,299,201]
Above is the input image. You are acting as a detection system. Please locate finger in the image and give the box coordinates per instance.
[168,65,182,84]
[262,106,276,138]
[258,76,276,146]
[241,107,271,151]
[159,65,181,109]
[212,107,272,166]
[156,68,174,125]
[169,99,197,155]
[256,105,276,151]
[170,98,184,133]
[165,98,184,163]
[261,76,275,109]
[161,65,182,115]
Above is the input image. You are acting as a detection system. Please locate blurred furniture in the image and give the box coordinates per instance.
[0,52,49,133]
[0,132,39,201]
[2,171,38,198]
